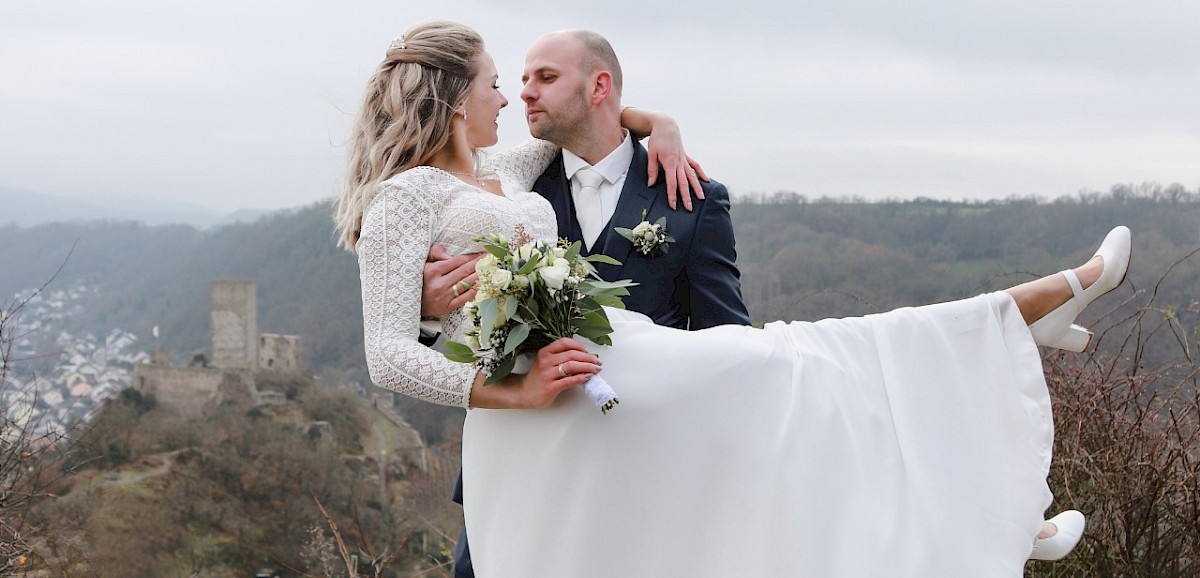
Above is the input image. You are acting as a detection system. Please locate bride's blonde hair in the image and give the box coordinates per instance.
[334,20,484,250]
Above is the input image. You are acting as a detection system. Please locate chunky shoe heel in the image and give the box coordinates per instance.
[1029,226,1131,352]
[1054,323,1094,352]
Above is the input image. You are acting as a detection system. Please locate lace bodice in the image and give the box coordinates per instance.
[358,139,559,407]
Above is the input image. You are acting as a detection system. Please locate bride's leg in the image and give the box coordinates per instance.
[1006,226,1131,351]
[1006,257,1104,326]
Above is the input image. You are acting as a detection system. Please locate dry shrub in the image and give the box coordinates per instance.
[2,279,91,576]
[1032,253,1200,577]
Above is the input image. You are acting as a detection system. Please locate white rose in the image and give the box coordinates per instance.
[632,221,653,237]
[491,269,513,291]
[516,244,541,262]
[540,258,572,290]
[551,245,567,259]
[476,253,499,273]
[512,274,530,289]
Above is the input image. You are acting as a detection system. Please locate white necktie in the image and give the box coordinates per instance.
[573,167,606,250]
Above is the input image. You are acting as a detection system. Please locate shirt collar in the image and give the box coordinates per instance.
[563,130,634,185]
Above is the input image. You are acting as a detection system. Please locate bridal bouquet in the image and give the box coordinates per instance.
[443,229,636,413]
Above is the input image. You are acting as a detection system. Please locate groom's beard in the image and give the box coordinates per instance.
[526,83,592,150]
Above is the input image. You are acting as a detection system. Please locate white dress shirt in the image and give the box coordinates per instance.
[563,131,634,249]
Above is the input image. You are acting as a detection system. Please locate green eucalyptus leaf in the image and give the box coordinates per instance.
[517,258,540,276]
[585,279,636,290]
[575,325,612,342]
[443,340,478,363]
[591,292,628,309]
[479,299,499,338]
[563,241,581,261]
[583,309,610,326]
[483,244,508,259]
[585,253,623,266]
[484,355,517,385]
[503,323,531,356]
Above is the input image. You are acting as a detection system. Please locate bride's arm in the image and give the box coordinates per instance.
[485,108,708,209]
[357,177,480,408]
[485,138,560,191]
[621,107,710,211]
[358,174,599,409]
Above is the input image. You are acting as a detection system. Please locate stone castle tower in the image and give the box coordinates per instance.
[211,280,258,369]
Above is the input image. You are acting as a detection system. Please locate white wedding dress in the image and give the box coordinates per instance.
[357,140,1054,578]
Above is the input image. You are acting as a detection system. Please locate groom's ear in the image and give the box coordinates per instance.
[589,71,614,106]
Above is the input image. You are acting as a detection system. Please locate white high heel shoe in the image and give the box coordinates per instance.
[1029,510,1086,561]
[1029,226,1131,351]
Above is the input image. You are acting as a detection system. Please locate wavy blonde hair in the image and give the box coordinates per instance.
[334,20,484,250]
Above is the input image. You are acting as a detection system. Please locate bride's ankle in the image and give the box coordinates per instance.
[1072,256,1104,291]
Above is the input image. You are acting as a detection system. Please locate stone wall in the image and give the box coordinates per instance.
[133,364,256,416]
[259,333,302,371]
[134,365,223,417]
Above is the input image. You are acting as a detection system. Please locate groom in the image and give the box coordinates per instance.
[424,30,751,577]
[520,29,749,330]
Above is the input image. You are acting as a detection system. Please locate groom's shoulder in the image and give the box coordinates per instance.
[698,177,731,202]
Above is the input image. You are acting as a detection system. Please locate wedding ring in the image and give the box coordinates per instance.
[557,363,567,378]
[451,283,460,297]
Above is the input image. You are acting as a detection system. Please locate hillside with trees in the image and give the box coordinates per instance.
[18,372,462,577]
[2,183,1197,376]
[3,182,1199,577]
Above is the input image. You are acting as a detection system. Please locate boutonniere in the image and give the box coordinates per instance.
[615,209,674,257]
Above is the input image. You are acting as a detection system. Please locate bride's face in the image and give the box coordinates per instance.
[463,51,508,149]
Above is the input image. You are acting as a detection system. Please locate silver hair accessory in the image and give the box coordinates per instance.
[389,37,406,51]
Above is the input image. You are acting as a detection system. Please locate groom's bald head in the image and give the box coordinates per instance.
[558,29,623,96]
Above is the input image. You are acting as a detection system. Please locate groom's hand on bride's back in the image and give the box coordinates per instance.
[468,338,601,410]
[422,244,481,318]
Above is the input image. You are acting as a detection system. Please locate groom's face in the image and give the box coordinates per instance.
[520,34,592,147]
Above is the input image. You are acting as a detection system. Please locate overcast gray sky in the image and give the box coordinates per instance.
[3,0,1197,213]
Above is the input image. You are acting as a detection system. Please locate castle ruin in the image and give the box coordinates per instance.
[134,280,302,416]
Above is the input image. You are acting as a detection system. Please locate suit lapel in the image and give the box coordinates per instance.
[599,142,656,280]
[536,153,577,241]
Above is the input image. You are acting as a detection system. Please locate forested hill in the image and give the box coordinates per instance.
[0,206,364,380]
[2,190,1198,385]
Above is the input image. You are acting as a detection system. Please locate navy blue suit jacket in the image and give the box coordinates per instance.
[533,140,750,330]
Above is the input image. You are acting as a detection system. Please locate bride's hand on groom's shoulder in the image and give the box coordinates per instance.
[468,338,600,410]
[644,114,710,212]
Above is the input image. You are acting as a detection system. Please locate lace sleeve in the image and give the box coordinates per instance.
[357,175,477,408]
[486,138,559,191]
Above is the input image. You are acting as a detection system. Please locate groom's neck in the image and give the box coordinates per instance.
[566,119,624,166]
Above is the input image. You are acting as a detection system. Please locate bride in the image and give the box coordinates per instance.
[335,20,1124,577]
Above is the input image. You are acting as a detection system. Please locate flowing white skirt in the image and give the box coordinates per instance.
[463,293,1054,577]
